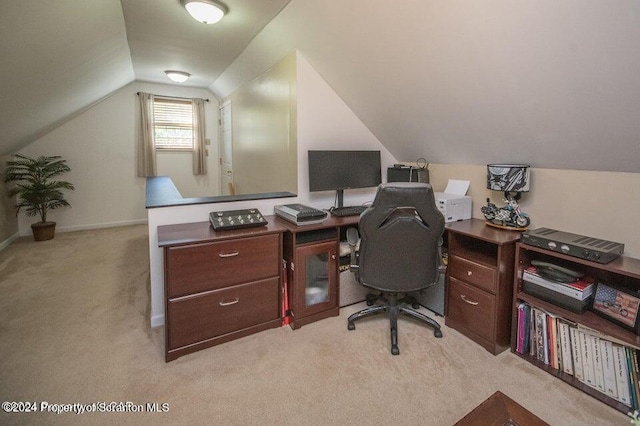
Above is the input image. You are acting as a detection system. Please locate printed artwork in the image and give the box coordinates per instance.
[592,284,640,328]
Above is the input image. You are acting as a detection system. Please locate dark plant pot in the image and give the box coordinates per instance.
[31,222,56,241]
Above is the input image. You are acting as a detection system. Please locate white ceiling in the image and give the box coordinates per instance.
[0,0,291,156]
[1,0,639,173]
[120,0,291,87]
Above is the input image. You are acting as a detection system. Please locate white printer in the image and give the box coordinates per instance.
[434,179,472,223]
[435,192,472,223]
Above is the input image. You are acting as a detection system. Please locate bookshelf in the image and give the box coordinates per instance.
[512,242,640,414]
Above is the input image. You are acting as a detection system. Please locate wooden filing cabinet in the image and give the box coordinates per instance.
[445,219,521,355]
[159,220,286,362]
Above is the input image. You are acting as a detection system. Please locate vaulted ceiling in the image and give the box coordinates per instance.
[1,0,639,173]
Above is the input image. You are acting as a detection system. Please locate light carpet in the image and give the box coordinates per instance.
[0,225,629,425]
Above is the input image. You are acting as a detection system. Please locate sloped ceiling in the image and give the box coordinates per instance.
[214,0,640,173]
[1,0,639,173]
[0,0,291,156]
[0,0,135,155]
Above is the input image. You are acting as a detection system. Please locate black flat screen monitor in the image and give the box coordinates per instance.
[308,150,381,208]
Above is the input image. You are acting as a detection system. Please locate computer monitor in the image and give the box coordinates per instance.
[308,150,382,208]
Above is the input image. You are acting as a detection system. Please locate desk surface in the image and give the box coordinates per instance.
[158,216,287,247]
[273,214,360,233]
[445,218,523,245]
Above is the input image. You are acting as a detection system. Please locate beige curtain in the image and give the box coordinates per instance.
[137,92,157,177]
[192,98,207,175]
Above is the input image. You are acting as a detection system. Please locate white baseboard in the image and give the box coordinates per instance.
[57,219,148,233]
[0,232,20,252]
[151,314,165,328]
[18,219,149,236]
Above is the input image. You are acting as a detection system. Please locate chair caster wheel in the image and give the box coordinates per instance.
[348,322,355,330]
[391,346,400,355]
[434,329,443,338]
[366,294,377,306]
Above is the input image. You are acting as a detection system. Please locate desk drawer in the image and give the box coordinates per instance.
[447,277,495,343]
[449,255,496,294]
[167,277,279,350]
[166,234,280,298]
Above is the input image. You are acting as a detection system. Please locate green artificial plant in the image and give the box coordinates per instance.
[4,153,75,225]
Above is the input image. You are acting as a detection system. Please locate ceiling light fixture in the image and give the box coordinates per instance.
[181,0,227,24]
[165,70,191,83]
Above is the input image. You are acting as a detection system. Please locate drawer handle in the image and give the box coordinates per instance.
[219,298,240,306]
[219,251,240,258]
[467,270,473,276]
[460,295,479,306]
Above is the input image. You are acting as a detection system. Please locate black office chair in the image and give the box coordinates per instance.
[347,182,445,355]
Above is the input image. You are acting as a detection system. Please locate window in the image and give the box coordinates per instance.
[153,98,194,150]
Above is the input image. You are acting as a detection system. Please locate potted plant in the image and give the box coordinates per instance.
[4,154,75,241]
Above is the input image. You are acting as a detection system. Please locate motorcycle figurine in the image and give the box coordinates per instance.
[481,196,530,229]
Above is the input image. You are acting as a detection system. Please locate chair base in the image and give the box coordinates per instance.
[347,293,442,355]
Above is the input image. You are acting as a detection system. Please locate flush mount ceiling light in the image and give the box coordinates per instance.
[181,0,227,24]
[165,70,191,83]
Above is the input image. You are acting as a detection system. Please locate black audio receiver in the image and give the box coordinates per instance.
[521,228,624,264]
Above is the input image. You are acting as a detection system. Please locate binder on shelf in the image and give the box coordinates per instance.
[591,335,606,393]
[558,319,574,375]
[613,344,632,406]
[579,330,596,388]
[601,339,618,399]
[570,325,584,380]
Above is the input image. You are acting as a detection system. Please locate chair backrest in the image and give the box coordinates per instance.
[357,182,445,293]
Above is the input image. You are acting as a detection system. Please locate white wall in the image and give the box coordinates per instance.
[230,51,298,195]
[147,52,396,327]
[19,82,219,235]
[427,164,640,259]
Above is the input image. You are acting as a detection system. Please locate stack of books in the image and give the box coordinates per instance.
[516,302,639,409]
[522,265,595,313]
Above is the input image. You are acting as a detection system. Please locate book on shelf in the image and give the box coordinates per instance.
[547,313,560,370]
[613,343,631,406]
[569,325,584,380]
[533,308,549,364]
[627,347,639,409]
[601,339,619,399]
[516,302,638,409]
[591,335,606,393]
[579,330,596,388]
[558,319,574,375]
[577,323,640,351]
[516,303,531,354]
[522,266,595,300]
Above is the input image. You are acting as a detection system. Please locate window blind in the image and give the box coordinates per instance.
[153,98,194,150]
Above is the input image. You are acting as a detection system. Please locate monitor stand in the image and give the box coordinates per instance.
[336,189,344,208]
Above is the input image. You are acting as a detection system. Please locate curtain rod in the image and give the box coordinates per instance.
[136,92,209,102]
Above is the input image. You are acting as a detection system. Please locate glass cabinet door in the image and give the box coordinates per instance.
[305,250,330,307]
[294,241,337,318]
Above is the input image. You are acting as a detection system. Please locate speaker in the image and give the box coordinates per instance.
[387,166,429,183]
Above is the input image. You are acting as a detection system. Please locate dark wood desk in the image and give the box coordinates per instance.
[275,215,360,329]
